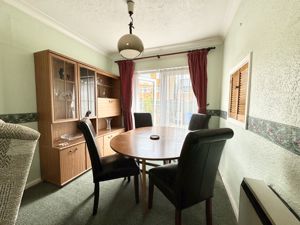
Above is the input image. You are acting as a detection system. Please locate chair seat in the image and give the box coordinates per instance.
[95,154,140,182]
[149,164,178,205]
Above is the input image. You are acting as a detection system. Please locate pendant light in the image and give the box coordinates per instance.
[118,0,144,59]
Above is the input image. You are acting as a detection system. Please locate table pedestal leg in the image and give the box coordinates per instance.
[141,159,148,208]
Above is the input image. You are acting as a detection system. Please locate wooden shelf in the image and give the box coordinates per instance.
[97,127,124,136]
[54,78,75,84]
[97,84,113,88]
[52,118,78,123]
[53,137,86,150]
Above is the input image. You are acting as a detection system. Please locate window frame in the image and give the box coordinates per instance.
[228,52,252,129]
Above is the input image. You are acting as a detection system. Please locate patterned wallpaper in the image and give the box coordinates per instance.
[0,113,37,124]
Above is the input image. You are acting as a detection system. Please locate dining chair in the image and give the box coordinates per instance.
[188,113,211,130]
[133,112,153,128]
[78,118,140,215]
[0,119,40,225]
[148,128,234,225]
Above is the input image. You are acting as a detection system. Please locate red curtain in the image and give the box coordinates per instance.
[187,49,209,114]
[117,60,135,131]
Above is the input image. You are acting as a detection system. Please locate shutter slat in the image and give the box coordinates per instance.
[229,62,249,122]
[229,71,240,119]
[236,63,249,123]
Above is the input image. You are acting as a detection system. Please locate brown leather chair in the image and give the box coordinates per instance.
[188,113,211,130]
[134,112,153,128]
[148,128,234,225]
[78,118,140,215]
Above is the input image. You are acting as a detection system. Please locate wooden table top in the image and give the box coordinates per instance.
[110,126,189,160]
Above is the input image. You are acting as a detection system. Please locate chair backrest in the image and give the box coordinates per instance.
[134,113,153,128]
[78,118,103,180]
[188,113,211,130]
[0,119,40,225]
[175,128,234,209]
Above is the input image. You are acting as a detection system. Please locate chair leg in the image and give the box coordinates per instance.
[148,179,154,209]
[206,198,213,225]
[175,209,181,225]
[123,176,130,181]
[134,175,139,204]
[93,183,100,215]
[163,160,172,164]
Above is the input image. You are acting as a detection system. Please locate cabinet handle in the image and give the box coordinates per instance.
[69,147,78,153]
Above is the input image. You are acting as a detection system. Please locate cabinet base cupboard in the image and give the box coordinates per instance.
[34,50,124,186]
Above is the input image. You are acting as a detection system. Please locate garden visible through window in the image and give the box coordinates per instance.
[133,67,197,128]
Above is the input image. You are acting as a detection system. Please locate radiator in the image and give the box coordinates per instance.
[238,178,300,225]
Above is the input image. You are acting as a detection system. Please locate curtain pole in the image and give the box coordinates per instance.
[115,46,216,63]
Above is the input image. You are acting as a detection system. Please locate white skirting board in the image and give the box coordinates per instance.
[218,171,239,220]
[25,178,42,189]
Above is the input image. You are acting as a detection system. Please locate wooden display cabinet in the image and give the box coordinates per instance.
[34,50,124,186]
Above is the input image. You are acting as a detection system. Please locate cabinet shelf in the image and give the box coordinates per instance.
[97,127,124,136]
[97,84,113,88]
[52,118,78,124]
[54,78,75,84]
[53,137,85,150]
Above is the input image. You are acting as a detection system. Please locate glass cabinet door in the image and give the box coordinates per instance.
[79,67,96,118]
[52,56,77,121]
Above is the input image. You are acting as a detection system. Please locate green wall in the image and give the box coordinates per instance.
[0,1,113,185]
[219,0,300,217]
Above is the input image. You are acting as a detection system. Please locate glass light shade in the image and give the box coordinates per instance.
[118,34,144,59]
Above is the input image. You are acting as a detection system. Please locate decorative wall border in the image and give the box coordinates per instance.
[247,116,300,155]
[3,111,299,156]
[207,109,221,117]
[220,110,228,119]
[0,111,222,123]
[0,113,38,124]
[220,111,300,156]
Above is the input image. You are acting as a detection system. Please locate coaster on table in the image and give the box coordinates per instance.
[150,135,160,140]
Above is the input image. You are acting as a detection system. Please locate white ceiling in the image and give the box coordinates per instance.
[12,0,241,56]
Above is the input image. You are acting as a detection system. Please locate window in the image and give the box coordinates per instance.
[133,67,197,128]
[228,53,252,128]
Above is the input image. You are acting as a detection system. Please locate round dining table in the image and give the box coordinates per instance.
[110,126,189,201]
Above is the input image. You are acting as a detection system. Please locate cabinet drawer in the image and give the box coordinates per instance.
[103,130,123,157]
[97,98,121,118]
[60,143,85,184]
